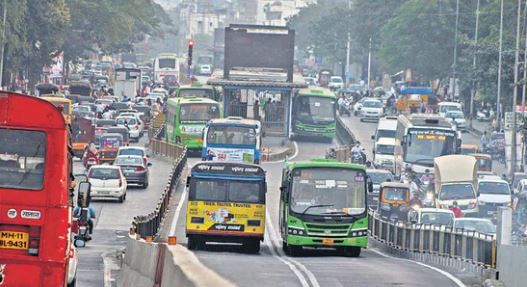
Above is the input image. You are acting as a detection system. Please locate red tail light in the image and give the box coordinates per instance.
[136,166,145,172]
[28,226,41,256]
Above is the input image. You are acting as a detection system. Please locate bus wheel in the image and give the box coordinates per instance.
[286,244,302,257]
[245,239,260,254]
[340,246,361,257]
[187,236,197,250]
[67,277,76,287]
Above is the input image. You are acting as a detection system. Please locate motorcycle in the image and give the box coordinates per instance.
[325,148,337,159]
[73,208,92,247]
[351,152,366,164]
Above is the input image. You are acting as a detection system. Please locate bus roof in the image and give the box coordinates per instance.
[0,92,66,129]
[207,117,260,127]
[168,96,219,106]
[157,53,177,58]
[191,162,265,179]
[287,160,366,172]
[398,114,453,129]
[297,87,336,99]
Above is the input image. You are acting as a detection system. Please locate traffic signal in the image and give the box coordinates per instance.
[188,39,194,67]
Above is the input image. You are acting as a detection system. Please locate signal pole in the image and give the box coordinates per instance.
[187,38,194,82]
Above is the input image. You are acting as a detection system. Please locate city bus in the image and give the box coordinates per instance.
[175,84,220,101]
[279,160,371,257]
[290,87,336,141]
[202,117,261,164]
[186,162,266,253]
[166,97,222,150]
[395,114,460,176]
[0,92,78,286]
[40,96,73,124]
[153,53,180,83]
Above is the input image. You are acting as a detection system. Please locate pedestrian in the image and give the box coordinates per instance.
[419,100,426,113]
[480,131,488,151]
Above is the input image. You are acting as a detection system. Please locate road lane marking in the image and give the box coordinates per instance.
[168,184,188,236]
[263,229,310,287]
[265,212,321,287]
[266,141,299,163]
[369,248,466,287]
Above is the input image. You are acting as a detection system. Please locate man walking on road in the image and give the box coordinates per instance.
[480,131,488,151]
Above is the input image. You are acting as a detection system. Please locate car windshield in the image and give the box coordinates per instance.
[119,149,144,157]
[180,103,220,122]
[189,178,264,204]
[89,168,120,179]
[367,172,394,184]
[295,96,335,124]
[116,118,136,125]
[331,77,342,83]
[440,105,461,113]
[50,101,71,115]
[376,144,394,155]
[0,129,46,190]
[179,89,214,98]
[382,187,408,201]
[478,182,510,195]
[206,125,257,146]
[363,101,382,108]
[115,157,143,166]
[440,184,475,200]
[290,168,366,216]
[446,111,464,119]
[455,220,496,234]
[420,212,454,226]
[405,129,457,166]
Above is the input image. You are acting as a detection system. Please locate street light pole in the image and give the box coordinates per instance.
[470,0,480,129]
[367,37,372,90]
[0,0,7,89]
[511,0,522,176]
[497,0,504,130]
[452,0,460,100]
[345,0,351,87]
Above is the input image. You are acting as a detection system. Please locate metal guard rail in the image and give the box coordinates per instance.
[369,211,497,268]
[130,149,187,240]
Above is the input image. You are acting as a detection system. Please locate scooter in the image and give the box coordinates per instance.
[73,208,92,247]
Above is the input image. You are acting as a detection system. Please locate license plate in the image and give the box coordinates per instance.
[373,197,379,201]
[487,211,495,215]
[98,191,109,195]
[322,238,334,246]
[0,231,29,250]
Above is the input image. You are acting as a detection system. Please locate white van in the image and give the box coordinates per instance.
[477,178,511,217]
[371,116,398,142]
[438,102,463,118]
[373,137,396,172]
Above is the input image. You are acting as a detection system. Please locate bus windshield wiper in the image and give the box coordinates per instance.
[320,211,350,216]
[301,204,333,216]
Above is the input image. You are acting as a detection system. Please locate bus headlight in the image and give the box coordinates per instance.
[348,229,368,237]
[288,227,306,236]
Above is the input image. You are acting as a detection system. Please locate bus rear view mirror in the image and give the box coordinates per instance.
[77,181,92,208]
[367,182,374,193]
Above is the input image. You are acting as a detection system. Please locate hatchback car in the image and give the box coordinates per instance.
[115,116,144,141]
[114,155,150,188]
[87,165,127,202]
[360,99,384,122]
[117,146,149,165]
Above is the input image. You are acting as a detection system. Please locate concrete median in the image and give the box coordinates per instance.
[118,235,160,287]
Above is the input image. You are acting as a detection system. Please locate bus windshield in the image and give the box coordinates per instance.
[159,58,176,69]
[179,89,214,98]
[180,103,220,122]
[295,96,335,124]
[290,168,366,216]
[190,178,265,204]
[207,125,257,146]
[404,129,456,166]
[0,129,46,190]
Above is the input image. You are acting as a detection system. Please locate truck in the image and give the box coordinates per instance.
[114,68,141,101]
[434,155,479,216]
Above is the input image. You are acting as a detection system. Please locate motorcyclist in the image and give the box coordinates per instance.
[420,169,434,183]
[82,142,99,169]
[73,205,96,238]
[408,192,423,209]
[351,142,365,163]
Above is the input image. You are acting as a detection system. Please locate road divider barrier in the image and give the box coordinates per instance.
[369,211,497,270]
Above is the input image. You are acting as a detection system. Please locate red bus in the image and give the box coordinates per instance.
[0,92,78,286]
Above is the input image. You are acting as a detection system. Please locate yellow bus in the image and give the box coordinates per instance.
[41,96,73,124]
[186,162,266,253]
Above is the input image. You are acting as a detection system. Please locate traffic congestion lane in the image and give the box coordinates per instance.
[168,141,464,287]
[75,141,175,287]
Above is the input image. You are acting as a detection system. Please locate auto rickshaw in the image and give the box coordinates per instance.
[71,116,95,157]
[460,144,479,155]
[378,182,411,221]
[396,87,432,113]
[98,133,123,163]
[471,153,493,172]
[106,126,130,146]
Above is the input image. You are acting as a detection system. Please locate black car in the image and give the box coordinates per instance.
[114,155,150,188]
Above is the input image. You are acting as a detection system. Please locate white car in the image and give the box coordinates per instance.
[408,208,455,227]
[115,116,144,141]
[453,218,496,236]
[373,137,396,172]
[117,146,149,165]
[360,99,384,122]
[438,102,463,118]
[303,77,318,86]
[200,64,212,75]
[444,110,467,131]
[151,88,169,98]
[328,76,344,90]
[353,97,369,116]
[87,165,127,202]
[477,178,512,217]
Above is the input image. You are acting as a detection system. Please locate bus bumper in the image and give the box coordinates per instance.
[286,234,368,248]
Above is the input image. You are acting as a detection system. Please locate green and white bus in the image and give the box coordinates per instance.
[166,97,222,150]
[290,88,337,141]
[279,160,371,257]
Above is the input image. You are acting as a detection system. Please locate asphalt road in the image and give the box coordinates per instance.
[167,134,465,287]
[76,136,174,287]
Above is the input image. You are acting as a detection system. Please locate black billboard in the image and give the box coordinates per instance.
[224,24,295,82]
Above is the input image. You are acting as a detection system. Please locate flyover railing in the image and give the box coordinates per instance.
[130,149,187,240]
[369,212,496,268]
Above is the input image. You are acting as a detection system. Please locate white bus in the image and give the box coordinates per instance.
[153,53,180,84]
[395,114,460,176]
